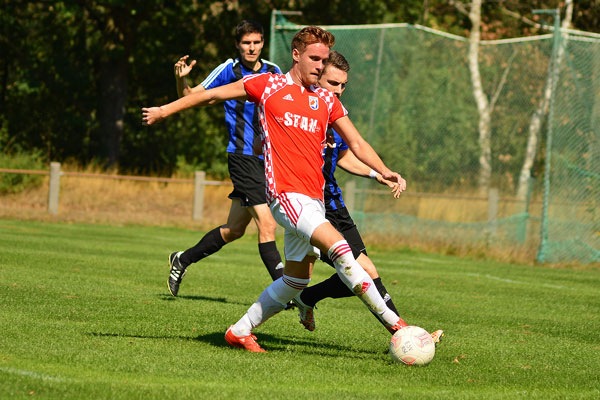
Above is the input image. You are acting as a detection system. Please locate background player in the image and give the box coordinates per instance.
[167,20,285,298]
[143,26,442,353]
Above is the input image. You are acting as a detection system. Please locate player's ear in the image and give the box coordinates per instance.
[292,48,300,63]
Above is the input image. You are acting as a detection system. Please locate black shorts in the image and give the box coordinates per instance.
[227,153,267,207]
[321,207,367,268]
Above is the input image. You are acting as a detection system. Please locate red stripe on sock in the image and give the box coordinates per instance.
[330,244,352,263]
[282,276,307,290]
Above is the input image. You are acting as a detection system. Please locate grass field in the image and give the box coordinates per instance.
[1,219,599,399]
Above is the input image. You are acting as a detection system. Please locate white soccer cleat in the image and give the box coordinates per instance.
[292,295,315,331]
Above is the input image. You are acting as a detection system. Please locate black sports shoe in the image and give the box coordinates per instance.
[168,251,187,296]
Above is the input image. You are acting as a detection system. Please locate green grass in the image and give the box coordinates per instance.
[0,219,599,399]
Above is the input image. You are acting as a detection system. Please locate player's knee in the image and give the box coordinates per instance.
[222,225,246,241]
[257,218,277,239]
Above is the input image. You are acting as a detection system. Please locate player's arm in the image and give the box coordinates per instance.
[332,116,406,193]
[142,79,247,126]
[337,149,403,198]
[174,55,206,98]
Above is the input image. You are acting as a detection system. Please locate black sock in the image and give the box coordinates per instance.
[179,226,226,267]
[258,241,284,281]
[300,273,353,307]
[373,277,399,316]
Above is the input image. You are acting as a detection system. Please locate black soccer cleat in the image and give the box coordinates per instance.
[168,251,187,296]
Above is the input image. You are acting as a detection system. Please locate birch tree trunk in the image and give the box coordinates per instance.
[468,0,492,193]
[515,0,573,200]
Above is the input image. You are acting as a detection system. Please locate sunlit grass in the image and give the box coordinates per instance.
[1,219,599,399]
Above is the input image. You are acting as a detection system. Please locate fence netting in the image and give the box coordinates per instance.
[271,14,599,263]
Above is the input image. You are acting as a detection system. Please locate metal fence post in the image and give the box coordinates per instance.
[48,162,61,215]
[193,171,206,220]
[487,187,499,236]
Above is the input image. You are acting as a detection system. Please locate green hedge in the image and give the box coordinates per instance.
[0,151,44,194]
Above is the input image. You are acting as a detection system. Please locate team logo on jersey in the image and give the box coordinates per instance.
[309,96,319,110]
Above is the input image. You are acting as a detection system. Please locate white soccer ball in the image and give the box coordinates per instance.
[389,326,435,366]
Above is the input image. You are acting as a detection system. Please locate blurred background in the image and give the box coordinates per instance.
[1,1,598,264]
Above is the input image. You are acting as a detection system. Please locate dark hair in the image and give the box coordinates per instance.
[291,26,335,54]
[323,50,350,74]
[235,20,264,43]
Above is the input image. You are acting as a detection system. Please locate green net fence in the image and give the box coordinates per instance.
[270,13,600,264]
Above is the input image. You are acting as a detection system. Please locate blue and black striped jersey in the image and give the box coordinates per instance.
[201,58,281,156]
[322,128,349,211]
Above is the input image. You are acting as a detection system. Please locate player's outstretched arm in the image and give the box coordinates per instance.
[332,116,406,194]
[142,79,247,126]
[337,150,404,199]
[174,55,205,98]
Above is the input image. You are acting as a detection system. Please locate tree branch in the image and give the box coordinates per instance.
[489,49,518,113]
[448,0,470,16]
[500,6,549,31]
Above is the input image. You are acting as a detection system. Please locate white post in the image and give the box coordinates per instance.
[48,162,61,215]
[193,171,206,220]
[487,187,499,236]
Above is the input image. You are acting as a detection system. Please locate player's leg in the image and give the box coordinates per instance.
[168,199,251,296]
[226,240,315,352]
[310,222,407,331]
[355,253,400,316]
[169,153,259,296]
[226,193,322,351]
[231,153,284,281]
[248,203,284,281]
[298,208,400,328]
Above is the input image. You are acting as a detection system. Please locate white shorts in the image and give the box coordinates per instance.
[270,192,328,262]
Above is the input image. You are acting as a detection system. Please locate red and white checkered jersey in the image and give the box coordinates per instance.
[243,72,348,203]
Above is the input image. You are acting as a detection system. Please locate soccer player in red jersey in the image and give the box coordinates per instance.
[143,27,419,352]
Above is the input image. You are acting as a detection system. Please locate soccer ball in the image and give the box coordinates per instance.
[389,326,435,366]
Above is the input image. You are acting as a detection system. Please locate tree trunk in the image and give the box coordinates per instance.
[468,0,492,193]
[98,57,128,168]
[516,0,573,200]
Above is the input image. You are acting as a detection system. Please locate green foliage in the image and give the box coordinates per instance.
[1,220,599,398]
[0,1,598,177]
[0,151,44,194]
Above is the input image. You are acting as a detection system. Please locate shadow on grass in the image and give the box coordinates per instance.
[156,293,245,304]
[195,331,379,359]
[87,332,198,341]
[87,331,378,359]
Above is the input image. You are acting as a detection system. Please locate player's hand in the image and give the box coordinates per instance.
[142,106,165,126]
[174,55,196,79]
[376,175,404,199]
[381,170,406,197]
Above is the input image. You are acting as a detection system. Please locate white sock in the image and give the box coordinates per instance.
[232,275,310,336]
[328,240,399,326]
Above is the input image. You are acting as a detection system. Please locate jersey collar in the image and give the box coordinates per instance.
[285,72,313,93]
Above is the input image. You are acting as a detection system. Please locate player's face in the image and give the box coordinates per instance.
[236,33,264,65]
[317,66,348,99]
[293,42,330,86]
